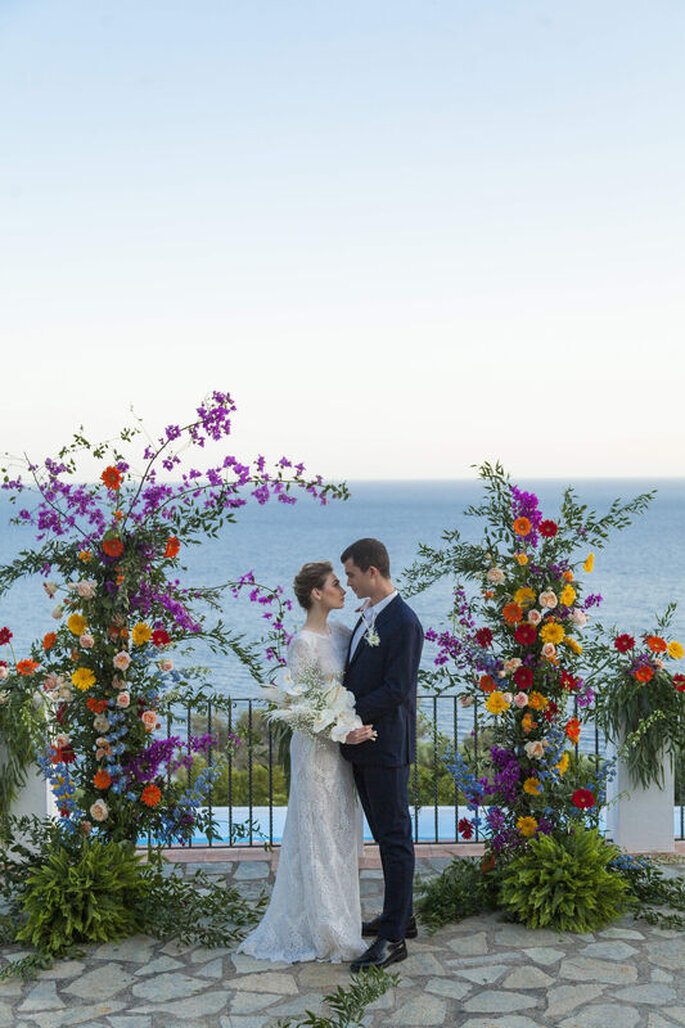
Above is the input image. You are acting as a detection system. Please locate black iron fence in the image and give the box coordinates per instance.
[163,694,685,848]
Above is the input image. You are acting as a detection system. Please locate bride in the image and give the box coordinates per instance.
[237,560,372,963]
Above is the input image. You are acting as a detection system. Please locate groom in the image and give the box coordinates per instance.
[340,538,424,972]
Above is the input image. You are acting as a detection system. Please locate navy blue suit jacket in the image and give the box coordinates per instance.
[340,594,424,768]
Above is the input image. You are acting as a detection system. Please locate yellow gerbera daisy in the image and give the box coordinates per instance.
[131,622,152,646]
[516,816,538,837]
[485,691,511,715]
[523,777,542,796]
[67,613,88,636]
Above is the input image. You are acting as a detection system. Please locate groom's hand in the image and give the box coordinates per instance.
[345,725,375,745]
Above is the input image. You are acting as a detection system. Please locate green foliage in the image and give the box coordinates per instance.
[15,838,146,957]
[275,966,399,1028]
[593,607,685,789]
[137,858,266,948]
[612,854,685,930]
[498,826,629,932]
[415,856,501,933]
[0,678,46,818]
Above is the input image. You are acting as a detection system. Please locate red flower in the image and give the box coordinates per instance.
[86,697,109,714]
[635,665,654,684]
[560,669,577,691]
[102,537,124,558]
[0,627,12,645]
[572,789,595,810]
[141,784,162,808]
[514,623,536,646]
[101,466,122,490]
[614,634,635,653]
[645,635,667,654]
[43,632,57,651]
[164,536,180,559]
[475,628,493,648]
[479,674,496,694]
[542,701,559,722]
[674,674,685,692]
[152,629,171,647]
[16,659,39,676]
[513,666,533,690]
[539,520,558,538]
[565,717,581,744]
[50,744,75,764]
[458,817,474,840]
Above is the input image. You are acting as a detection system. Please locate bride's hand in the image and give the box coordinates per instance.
[344,725,376,745]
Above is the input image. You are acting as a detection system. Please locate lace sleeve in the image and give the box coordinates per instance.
[286,633,316,680]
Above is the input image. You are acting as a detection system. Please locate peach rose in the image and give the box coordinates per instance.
[503,658,522,673]
[501,692,513,705]
[75,580,97,599]
[43,581,58,598]
[524,740,546,760]
[113,651,131,671]
[542,642,557,660]
[51,605,64,619]
[90,799,109,822]
[0,667,9,682]
[486,568,505,584]
[93,714,110,733]
[58,684,72,701]
[112,675,127,690]
[141,710,158,732]
[514,692,529,708]
[539,590,558,610]
[527,609,543,626]
[79,633,95,649]
[54,733,70,749]
[116,691,130,708]
[158,659,173,673]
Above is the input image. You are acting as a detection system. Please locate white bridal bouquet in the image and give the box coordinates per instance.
[262,661,364,743]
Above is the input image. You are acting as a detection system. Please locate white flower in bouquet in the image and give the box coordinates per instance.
[262,661,362,742]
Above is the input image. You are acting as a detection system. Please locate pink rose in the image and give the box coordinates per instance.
[524,740,546,759]
[527,609,542,626]
[113,651,131,671]
[503,658,522,673]
[158,659,174,673]
[571,609,588,628]
[76,580,97,599]
[0,667,9,682]
[116,691,130,708]
[112,675,127,690]
[79,633,95,649]
[58,684,72,701]
[460,695,474,707]
[542,642,556,660]
[54,732,70,749]
[43,672,60,692]
[501,692,513,704]
[514,692,529,708]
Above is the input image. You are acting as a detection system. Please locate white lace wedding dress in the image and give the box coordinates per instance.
[237,621,365,963]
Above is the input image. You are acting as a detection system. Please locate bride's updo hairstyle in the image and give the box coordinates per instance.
[293,561,334,610]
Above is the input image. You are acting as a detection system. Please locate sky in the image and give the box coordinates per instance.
[1,0,684,481]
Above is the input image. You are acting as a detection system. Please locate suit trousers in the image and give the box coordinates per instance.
[352,763,414,941]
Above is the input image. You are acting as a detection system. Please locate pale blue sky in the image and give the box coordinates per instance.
[1,1,684,479]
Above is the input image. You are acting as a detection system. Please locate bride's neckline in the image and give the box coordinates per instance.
[301,625,332,637]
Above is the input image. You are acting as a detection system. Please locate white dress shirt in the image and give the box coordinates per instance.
[349,590,398,660]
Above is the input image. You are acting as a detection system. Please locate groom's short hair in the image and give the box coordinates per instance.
[340,538,390,578]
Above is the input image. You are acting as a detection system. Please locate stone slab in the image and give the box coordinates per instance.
[558,1004,641,1028]
[463,990,540,1014]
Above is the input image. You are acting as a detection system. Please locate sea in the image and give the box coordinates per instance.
[1,479,684,696]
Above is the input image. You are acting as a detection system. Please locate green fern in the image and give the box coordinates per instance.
[498,827,629,932]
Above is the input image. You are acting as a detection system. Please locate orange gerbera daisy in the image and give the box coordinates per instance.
[102,537,124,558]
[141,784,162,807]
[645,635,667,654]
[101,466,122,490]
[479,674,496,694]
[635,664,655,683]
[565,717,581,744]
[164,536,180,558]
[513,517,532,537]
[43,632,57,650]
[93,769,112,790]
[16,659,40,676]
[502,602,523,625]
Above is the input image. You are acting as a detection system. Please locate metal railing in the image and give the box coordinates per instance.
[163,694,685,848]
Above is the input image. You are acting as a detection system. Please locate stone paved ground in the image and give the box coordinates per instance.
[1,849,684,1028]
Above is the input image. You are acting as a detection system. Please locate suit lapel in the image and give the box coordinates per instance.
[346,615,365,669]
[347,595,402,669]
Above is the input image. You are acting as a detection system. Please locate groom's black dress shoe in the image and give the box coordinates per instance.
[350,937,407,973]
[362,914,417,939]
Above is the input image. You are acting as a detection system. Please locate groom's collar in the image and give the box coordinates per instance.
[364,590,398,620]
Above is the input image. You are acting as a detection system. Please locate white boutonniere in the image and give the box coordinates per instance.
[364,623,380,647]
